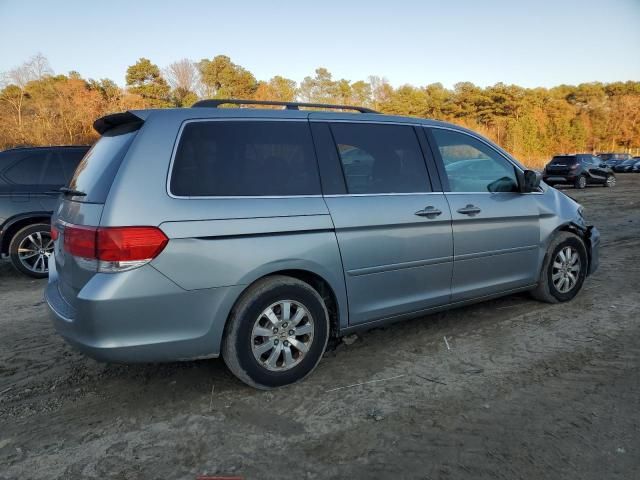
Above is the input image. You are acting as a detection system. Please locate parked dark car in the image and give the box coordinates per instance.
[612,158,638,173]
[543,154,616,189]
[0,145,90,277]
[598,153,633,167]
[631,158,640,173]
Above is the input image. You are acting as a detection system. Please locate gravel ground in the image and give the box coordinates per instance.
[1,176,639,480]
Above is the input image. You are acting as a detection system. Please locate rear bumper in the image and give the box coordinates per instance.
[586,225,600,276]
[45,254,244,363]
[543,174,577,184]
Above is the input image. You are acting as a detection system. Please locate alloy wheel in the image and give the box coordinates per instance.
[251,300,315,371]
[552,246,581,293]
[17,230,53,275]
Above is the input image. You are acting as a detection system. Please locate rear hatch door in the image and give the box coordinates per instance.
[546,155,577,175]
[53,113,142,308]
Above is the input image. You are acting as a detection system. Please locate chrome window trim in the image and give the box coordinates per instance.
[166,118,320,200]
[324,192,444,198]
[166,118,545,199]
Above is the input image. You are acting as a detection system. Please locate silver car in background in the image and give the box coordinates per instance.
[45,99,600,389]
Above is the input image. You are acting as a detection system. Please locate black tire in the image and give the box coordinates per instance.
[531,232,588,303]
[9,223,52,279]
[222,275,330,389]
[574,175,587,189]
[604,174,616,187]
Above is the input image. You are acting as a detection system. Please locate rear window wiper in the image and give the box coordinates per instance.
[59,187,87,197]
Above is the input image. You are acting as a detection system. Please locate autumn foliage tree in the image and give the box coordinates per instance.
[125,58,170,107]
[1,54,639,168]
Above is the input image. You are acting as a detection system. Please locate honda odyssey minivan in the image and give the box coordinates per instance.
[45,99,600,389]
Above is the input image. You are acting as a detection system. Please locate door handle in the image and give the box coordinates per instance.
[456,204,481,216]
[415,206,442,218]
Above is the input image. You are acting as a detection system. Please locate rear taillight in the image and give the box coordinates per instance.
[51,225,59,241]
[63,225,168,272]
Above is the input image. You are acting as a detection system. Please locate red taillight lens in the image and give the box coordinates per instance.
[64,225,97,258]
[97,227,168,262]
[51,225,59,241]
[62,225,168,271]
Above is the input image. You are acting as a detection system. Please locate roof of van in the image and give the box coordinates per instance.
[92,103,528,171]
[110,106,461,132]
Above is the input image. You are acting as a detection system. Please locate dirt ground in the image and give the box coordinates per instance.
[1,176,639,480]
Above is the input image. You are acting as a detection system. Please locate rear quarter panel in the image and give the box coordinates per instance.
[100,111,349,332]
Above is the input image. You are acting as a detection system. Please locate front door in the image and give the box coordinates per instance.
[427,127,540,302]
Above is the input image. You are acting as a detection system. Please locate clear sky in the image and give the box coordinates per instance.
[1,0,639,88]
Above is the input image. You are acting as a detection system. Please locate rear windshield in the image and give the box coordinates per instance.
[68,124,138,203]
[550,156,577,164]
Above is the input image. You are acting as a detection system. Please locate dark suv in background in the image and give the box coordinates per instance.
[0,145,89,277]
[543,154,616,189]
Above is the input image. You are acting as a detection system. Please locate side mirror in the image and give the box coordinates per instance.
[522,169,541,193]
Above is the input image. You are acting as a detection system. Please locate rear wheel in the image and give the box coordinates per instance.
[222,275,330,389]
[531,232,587,303]
[574,175,587,189]
[9,223,53,278]
[604,174,616,187]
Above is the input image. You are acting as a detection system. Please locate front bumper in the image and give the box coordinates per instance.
[586,225,600,276]
[45,254,244,363]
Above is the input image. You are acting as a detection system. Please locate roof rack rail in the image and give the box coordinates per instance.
[191,98,379,113]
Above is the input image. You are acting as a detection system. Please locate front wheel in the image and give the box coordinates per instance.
[222,276,330,389]
[574,175,587,189]
[531,232,588,303]
[604,174,616,187]
[9,223,53,278]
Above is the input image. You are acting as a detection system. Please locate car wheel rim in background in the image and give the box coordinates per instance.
[17,231,53,274]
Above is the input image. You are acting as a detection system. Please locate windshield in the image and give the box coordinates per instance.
[68,125,138,203]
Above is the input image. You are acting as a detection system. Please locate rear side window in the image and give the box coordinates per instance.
[42,153,66,184]
[170,121,321,197]
[3,151,50,185]
[69,125,138,203]
[58,149,87,184]
[42,150,86,185]
[329,123,430,194]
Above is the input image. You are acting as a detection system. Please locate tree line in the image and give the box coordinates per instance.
[1,54,639,168]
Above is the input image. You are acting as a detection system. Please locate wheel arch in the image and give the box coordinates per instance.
[228,267,345,340]
[542,221,592,276]
[1,212,52,255]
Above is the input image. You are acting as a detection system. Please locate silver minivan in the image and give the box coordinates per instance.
[45,100,600,389]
